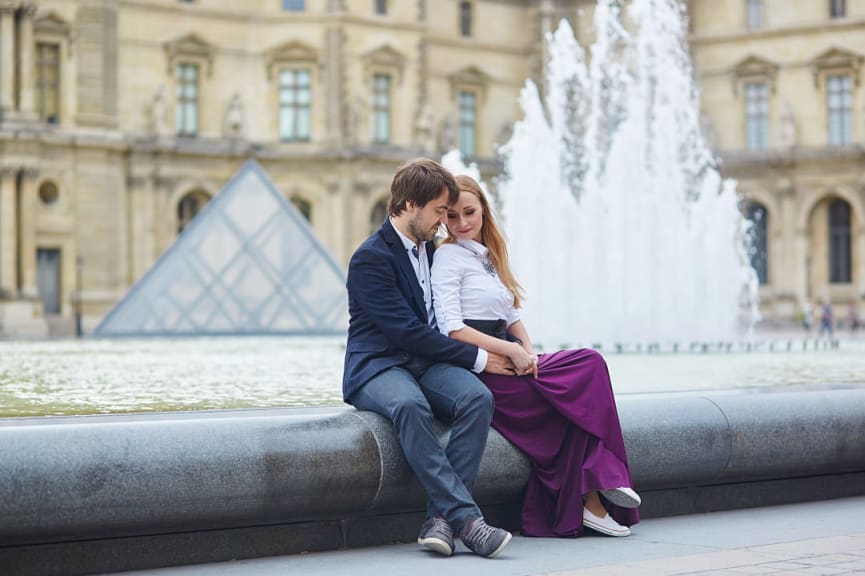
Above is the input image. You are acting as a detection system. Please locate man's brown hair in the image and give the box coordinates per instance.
[388,158,459,216]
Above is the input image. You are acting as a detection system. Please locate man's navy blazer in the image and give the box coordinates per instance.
[342,218,480,401]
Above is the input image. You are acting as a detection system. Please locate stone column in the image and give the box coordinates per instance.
[127,163,156,282]
[538,0,554,100]
[325,180,345,265]
[0,171,18,295]
[18,170,38,298]
[793,227,809,306]
[858,224,865,301]
[0,4,16,116]
[18,4,36,117]
[324,27,345,147]
[776,180,796,317]
[324,0,346,146]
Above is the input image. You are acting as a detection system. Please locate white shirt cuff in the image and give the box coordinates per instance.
[472,348,488,373]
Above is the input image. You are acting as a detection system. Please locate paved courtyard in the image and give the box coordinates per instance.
[116,496,865,576]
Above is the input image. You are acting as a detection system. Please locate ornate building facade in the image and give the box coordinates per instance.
[689,0,865,325]
[0,0,862,335]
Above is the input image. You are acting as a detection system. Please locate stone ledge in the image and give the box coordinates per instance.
[0,389,863,574]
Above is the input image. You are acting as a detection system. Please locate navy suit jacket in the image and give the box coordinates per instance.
[342,218,480,402]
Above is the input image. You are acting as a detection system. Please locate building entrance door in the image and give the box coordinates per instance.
[37,248,61,314]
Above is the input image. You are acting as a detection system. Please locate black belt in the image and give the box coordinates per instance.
[464,319,521,343]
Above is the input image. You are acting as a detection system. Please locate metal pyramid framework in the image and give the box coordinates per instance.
[95,160,348,336]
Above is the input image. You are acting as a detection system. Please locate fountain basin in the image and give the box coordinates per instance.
[1,389,864,575]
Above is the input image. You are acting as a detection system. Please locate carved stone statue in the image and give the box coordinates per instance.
[438,114,456,152]
[781,101,798,148]
[495,121,514,148]
[345,95,366,146]
[699,113,716,150]
[414,102,435,152]
[225,93,244,138]
[150,86,167,135]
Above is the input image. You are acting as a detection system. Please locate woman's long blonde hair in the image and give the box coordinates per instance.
[444,175,525,308]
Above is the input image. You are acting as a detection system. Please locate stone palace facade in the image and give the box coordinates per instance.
[0,0,863,335]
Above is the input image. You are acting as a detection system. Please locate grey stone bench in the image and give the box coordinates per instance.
[1,389,864,575]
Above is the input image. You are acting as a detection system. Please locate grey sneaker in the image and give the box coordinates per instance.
[418,516,454,556]
[459,517,512,558]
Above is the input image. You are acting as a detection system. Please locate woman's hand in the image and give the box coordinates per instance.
[521,354,538,379]
[508,342,535,373]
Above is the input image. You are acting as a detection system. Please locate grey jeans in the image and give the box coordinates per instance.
[349,363,493,532]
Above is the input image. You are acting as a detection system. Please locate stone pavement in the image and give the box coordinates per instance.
[115,496,865,576]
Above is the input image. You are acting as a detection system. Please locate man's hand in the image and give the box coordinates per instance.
[484,352,517,375]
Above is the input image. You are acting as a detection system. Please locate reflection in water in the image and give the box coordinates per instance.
[1,337,863,417]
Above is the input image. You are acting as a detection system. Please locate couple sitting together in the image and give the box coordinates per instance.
[342,158,640,559]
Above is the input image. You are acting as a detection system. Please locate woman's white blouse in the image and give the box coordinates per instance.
[431,239,520,336]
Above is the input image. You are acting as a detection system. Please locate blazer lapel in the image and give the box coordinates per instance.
[381,220,427,319]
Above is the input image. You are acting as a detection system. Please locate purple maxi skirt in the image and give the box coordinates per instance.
[479,348,639,537]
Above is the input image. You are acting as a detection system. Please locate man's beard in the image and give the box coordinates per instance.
[408,214,437,243]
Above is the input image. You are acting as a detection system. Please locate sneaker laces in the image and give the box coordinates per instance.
[463,518,496,545]
[432,516,453,539]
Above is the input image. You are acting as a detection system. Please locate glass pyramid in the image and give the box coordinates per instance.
[95,160,348,336]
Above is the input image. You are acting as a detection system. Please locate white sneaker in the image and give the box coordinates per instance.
[582,507,630,537]
[600,487,641,509]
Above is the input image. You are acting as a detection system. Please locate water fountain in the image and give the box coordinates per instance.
[5,0,861,421]
[492,0,760,349]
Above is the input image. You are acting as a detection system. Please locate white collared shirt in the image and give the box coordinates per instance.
[390,219,487,373]
[390,218,434,325]
[431,238,520,337]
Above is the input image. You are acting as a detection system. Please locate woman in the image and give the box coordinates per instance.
[431,175,640,538]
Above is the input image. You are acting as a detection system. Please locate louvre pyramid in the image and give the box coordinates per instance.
[95,160,348,336]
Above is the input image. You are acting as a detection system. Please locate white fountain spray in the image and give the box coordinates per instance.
[492,0,759,349]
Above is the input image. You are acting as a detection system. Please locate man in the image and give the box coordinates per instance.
[343,158,515,558]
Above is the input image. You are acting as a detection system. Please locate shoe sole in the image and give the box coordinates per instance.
[484,531,513,558]
[600,488,641,509]
[418,536,454,557]
[583,517,630,537]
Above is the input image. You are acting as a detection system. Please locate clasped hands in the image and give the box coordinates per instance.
[485,342,538,378]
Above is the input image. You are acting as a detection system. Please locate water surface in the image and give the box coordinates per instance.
[2,336,863,418]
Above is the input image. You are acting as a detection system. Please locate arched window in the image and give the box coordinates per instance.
[291,195,312,222]
[828,199,852,283]
[177,190,210,234]
[744,202,768,285]
[370,198,387,234]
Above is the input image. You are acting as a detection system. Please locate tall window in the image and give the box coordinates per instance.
[35,43,60,123]
[283,0,304,10]
[829,199,852,284]
[460,1,472,37]
[747,0,764,29]
[279,69,311,142]
[375,0,387,15]
[175,63,199,137]
[830,0,846,18]
[827,75,852,145]
[371,74,391,144]
[745,202,768,285]
[177,191,209,233]
[458,91,477,157]
[744,82,769,150]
